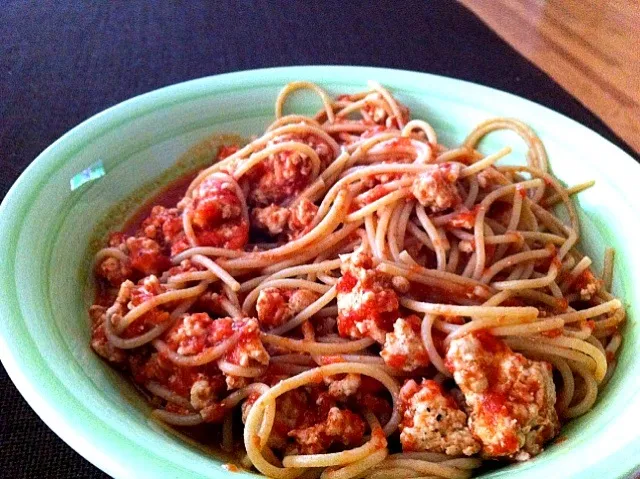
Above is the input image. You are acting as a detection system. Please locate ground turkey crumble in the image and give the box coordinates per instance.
[381,316,430,372]
[255,287,319,329]
[411,162,463,213]
[398,379,480,456]
[251,197,318,240]
[446,331,560,460]
[336,248,399,343]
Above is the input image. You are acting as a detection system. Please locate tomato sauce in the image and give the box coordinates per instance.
[474,330,507,354]
[444,205,481,229]
[122,172,196,236]
[336,271,358,293]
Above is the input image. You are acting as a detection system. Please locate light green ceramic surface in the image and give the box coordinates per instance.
[0,66,639,479]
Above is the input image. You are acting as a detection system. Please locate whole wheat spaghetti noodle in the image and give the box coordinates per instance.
[89,81,626,478]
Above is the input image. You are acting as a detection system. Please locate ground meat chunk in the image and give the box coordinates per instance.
[96,234,171,286]
[165,315,269,365]
[441,205,481,230]
[225,317,270,367]
[381,316,430,371]
[129,275,166,305]
[336,248,399,343]
[287,198,318,238]
[190,378,218,411]
[188,175,249,250]
[249,152,313,206]
[223,317,270,390]
[398,379,480,456]
[163,314,269,390]
[252,204,290,236]
[361,95,410,129]
[96,256,133,287]
[262,389,321,449]
[256,287,320,329]
[95,276,170,342]
[126,237,171,276]
[139,206,184,249]
[164,312,233,356]
[246,134,334,206]
[571,268,602,301]
[95,233,133,287]
[89,304,127,365]
[288,407,366,454]
[251,198,318,240]
[188,374,234,423]
[411,163,463,212]
[325,373,362,400]
[446,331,560,461]
[217,144,239,160]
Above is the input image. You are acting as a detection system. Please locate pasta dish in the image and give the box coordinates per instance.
[90,81,625,478]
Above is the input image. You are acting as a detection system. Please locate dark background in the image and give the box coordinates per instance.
[0,1,636,478]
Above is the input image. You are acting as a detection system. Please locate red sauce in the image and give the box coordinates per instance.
[431,329,447,357]
[337,308,397,338]
[212,317,236,342]
[127,237,172,274]
[319,355,345,365]
[445,206,479,229]
[492,432,519,456]
[500,297,527,307]
[360,393,392,422]
[388,137,413,148]
[474,330,506,354]
[384,354,407,369]
[404,315,422,331]
[555,297,569,312]
[541,328,563,338]
[478,392,519,455]
[573,268,597,292]
[359,377,385,394]
[122,172,196,236]
[336,271,357,293]
[217,145,239,160]
[534,243,559,273]
[371,427,387,448]
[309,371,325,384]
[420,380,454,404]
[358,184,391,205]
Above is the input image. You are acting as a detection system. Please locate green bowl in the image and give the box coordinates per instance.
[1,66,639,479]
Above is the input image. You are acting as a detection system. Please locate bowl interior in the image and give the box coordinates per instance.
[1,67,639,479]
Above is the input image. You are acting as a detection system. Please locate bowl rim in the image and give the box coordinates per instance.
[1,65,639,479]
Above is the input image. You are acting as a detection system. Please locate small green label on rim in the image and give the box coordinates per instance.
[70,161,106,191]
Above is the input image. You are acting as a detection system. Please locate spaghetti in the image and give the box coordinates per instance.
[89,81,626,478]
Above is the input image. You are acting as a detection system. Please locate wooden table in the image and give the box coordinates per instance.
[460,0,640,154]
